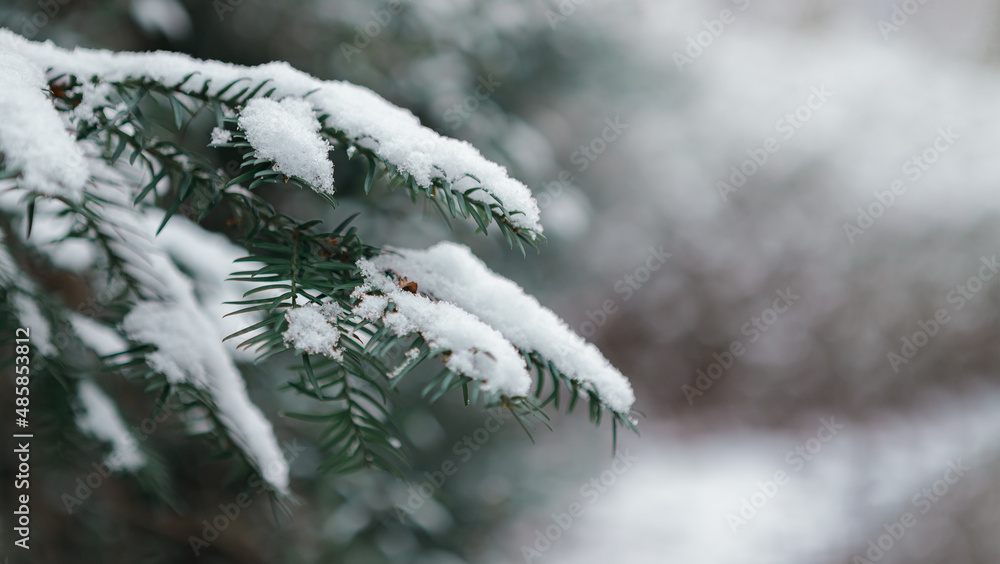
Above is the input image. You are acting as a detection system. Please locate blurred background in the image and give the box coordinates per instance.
[2,0,999,562]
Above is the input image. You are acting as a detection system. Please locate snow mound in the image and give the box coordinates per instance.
[238,97,334,194]
[70,314,128,357]
[369,242,635,413]
[284,302,344,359]
[0,50,88,200]
[209,126,232,146]
[353,257,533,397]
[123,299,290,492]
[115,209,290,493]
[75,381,146,472]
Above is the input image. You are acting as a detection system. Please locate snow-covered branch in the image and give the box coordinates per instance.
[0,29,542,235]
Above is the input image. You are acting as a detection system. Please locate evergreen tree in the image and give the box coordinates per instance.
[0,29,638,556]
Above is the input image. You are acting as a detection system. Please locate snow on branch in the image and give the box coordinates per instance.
[122,278,291,493]
[62,179,291,492]
[0,49,89,200]
[11,293,56,356]
[284,301,345,360]
[70,314,129,357]
[147,210,265,363]
[75,381,147,472]
[366,242,636,414]
[0,29,542,234]
[119,237,290,492]
[352,257,533,397]
[238,97,334,194]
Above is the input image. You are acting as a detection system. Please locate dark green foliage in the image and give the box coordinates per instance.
[0,70,637,502]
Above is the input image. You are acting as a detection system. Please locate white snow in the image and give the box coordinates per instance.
[390,347,424,379]
[71,81,114,124]
[0,29,542,234]
[25,169,294,491]
[75,380,147,472]
[149,210,263,362]
[123,299,290,492]
[129,0,193,42]
[368,243,635,413]
[238,97,335,194]
[123,300,203,385]
[283,302,344,359]
[70,314,128,357]
[209,126,232,146]
[0,28,564,496]
[11,293,56,356]
[121,247,291,492]
[74,187,291,491]
[514,390,1000,564]
[0,50,89,200]
[0,193,99,273]
[0,235,16,283]
[353,257,532,397]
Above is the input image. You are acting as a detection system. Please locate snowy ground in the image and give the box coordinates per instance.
[497,4,1000,560]
[502,386,1000,563]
